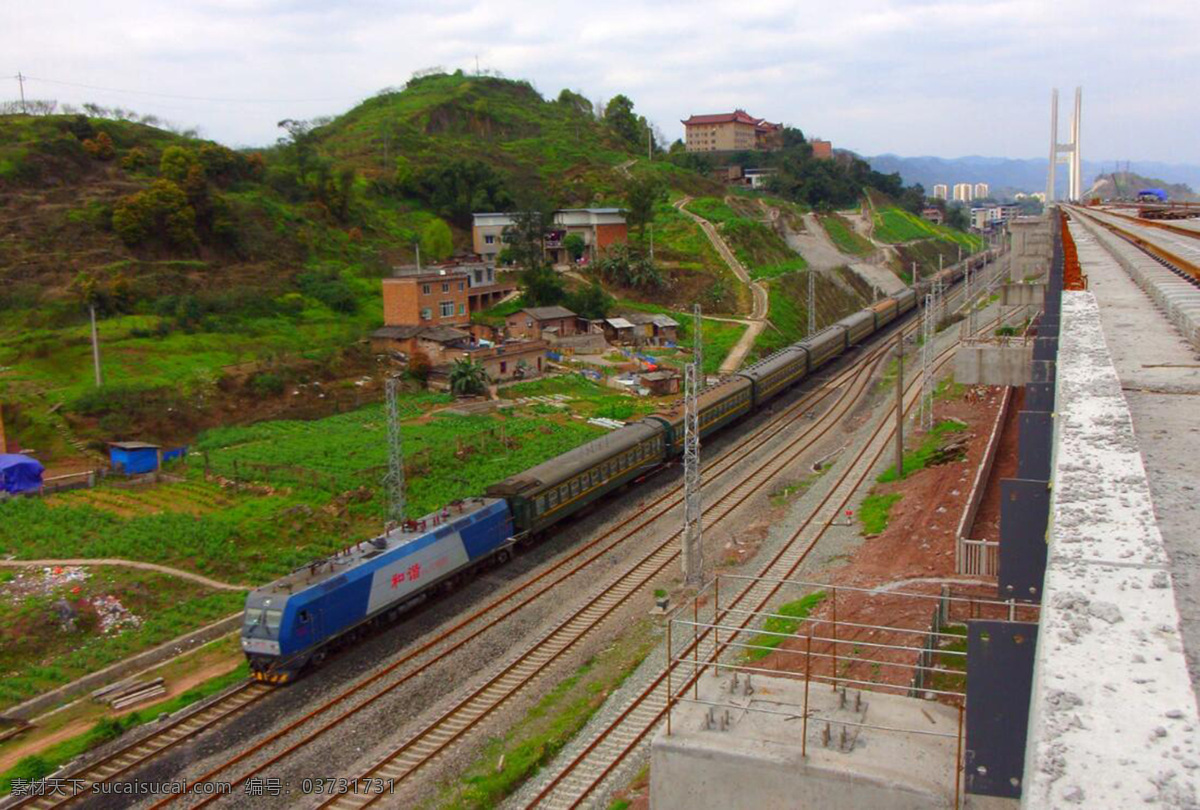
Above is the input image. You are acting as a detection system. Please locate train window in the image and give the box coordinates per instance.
[298,610,310,624]
[570,479,580,496]
[263,609,282,633]
[548,490,558,506]
[591,469,600,486]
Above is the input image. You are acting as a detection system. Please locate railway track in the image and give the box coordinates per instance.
[5,682,273,810]
[1070,205,1200,285]
[523,329,978,809]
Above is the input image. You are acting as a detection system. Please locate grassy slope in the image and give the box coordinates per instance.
[685,196,806,281]
[819,213,873,256]
[872,203,984,251]
[753,269,869,359]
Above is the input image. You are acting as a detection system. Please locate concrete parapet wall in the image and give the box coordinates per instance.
[1072,217,1200,351]
[1022,291,1199,808]
[954,341,1032,386]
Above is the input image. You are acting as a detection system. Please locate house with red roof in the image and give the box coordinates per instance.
[681,110,782,153]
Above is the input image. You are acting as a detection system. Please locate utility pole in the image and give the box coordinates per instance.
[806,269,816,337]
[920,294,933,431]
[16,71,26,114]
[0,401,8,453]
[649,223,655,264]
[682,303,704,587]
[894,331,904,478]
[648,128,653,161]
[415,241,421,271]
[384,376,407,527]
[89,304,103,388]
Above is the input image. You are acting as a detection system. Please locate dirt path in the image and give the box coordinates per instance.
[0,559,251,591]
[674,197,768,374]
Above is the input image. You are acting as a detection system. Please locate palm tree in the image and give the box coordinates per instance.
[449,358,489,397]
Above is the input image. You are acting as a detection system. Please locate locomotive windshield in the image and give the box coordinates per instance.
[243,607,283,637]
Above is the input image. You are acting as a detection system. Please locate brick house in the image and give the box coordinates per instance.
[427,340,549,389]
[472,209,628,265]
[382,268,472,328]
[681,110,782,153]
[810,139,833,159]
[505,306,579,340]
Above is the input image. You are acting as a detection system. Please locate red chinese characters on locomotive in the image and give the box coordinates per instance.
[390,563,422,589]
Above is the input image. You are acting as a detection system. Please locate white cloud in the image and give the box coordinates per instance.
[2,0,1197,161]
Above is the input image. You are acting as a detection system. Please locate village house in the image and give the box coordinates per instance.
[681,110,783,153]
[624,312,680,345]
[427,340,549,390]
[602,316,637,344]
[639,370,681,396]
[505,306,579,340]
[921,207,945,225]
[472,209,628,265]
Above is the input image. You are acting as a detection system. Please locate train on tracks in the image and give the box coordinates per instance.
[242,252,988,682]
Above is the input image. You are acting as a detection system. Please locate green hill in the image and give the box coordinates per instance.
[0,73,731,457]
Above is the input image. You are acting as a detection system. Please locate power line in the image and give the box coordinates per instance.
[13,73,362,105]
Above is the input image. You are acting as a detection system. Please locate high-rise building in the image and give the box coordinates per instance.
[973,182,990,199]
[932,184,948,200]
[952,183,973,203]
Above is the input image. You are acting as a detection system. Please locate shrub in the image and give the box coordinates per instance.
[112,180,197,249]
[420,218,454,262]
[296,269,359,314]
[249,372,285,397]
[81,132,116,161]
[160,146,200,185]
[120,147,150,171]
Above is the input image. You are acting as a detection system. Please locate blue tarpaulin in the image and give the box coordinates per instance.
[0,454,44,494]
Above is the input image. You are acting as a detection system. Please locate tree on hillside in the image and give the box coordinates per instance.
[899,184,926,214]
[276,118,318,176]
[567,281,614,320]
[945,203,969,231]
[112,179,198,250]
[420,218,454,261]
[557,88,593,116]
[605,95,647,148]
[504,204,569,306]
[449,358,489,397]
[563,233,586,262]
[406,158,513,226]
[624,176,667,237]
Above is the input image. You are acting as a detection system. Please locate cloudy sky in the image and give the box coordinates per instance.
[5,0,1198,163]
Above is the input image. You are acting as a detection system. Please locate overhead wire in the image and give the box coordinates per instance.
[12,74,365,105]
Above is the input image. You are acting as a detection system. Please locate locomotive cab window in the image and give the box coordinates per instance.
[298,610,310,624]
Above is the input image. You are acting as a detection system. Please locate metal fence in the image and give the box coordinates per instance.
[662,575,1039,809]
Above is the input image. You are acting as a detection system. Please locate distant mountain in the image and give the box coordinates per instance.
[864,154,1200,199]
[1086,172,1198,201]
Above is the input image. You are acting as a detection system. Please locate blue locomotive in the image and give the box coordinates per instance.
[242,498,514,682]
[243,253,988,681]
